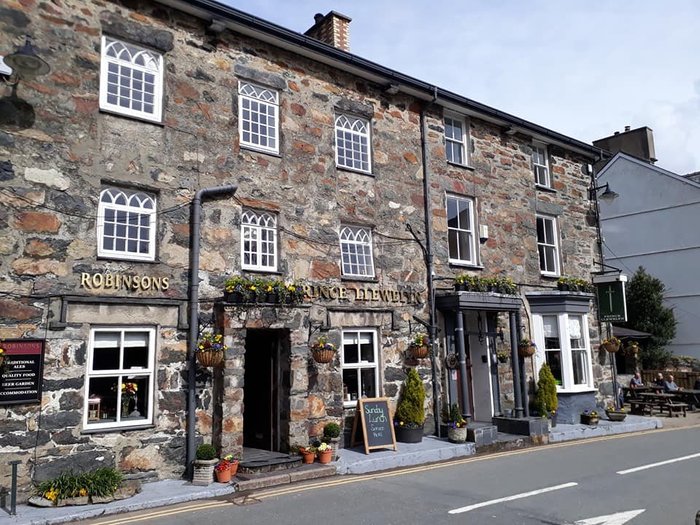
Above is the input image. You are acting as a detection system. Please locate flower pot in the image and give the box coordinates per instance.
[601,342,620,353]
[518,345,536,358]
[197,350,225,368]
[580,414,599,426]
[225,291,244,303]
[394,425,423,443]
[215,466,232,483]
[192,458,218,486]
[447,426,467,443]
[317,449,333,464]
[300,449,316,464]
[409,344,430,359]
[311,348,335,364]
[605,410,627,422]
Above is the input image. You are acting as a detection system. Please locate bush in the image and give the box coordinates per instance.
[35,467,123,505]
[395,368,426,428]
[196,443,217,460]
[534,363,558,416]
[323,422,341,439]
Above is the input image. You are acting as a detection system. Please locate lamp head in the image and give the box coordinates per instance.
[598,184,619,203]
[4,36,50,80]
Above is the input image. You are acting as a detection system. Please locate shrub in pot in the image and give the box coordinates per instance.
[535,363,558,426]
[192,443,218,486]
[394,368,426,443]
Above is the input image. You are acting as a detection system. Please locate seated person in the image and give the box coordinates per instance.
[653,372,665,387]
[664,374,681,392]
[629,372,644,389]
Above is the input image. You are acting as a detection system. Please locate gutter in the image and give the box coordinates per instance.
[187,184,237,477]
[155,0,599,159]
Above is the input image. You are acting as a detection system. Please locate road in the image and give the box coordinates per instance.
[84,426,700,525]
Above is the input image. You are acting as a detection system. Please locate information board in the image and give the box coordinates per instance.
[0,339,45,405]
[351,397,397,455]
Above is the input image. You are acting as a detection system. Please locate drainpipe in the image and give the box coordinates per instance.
[419,106,441,437]
[510,312,524,417]
[186,184,238,477]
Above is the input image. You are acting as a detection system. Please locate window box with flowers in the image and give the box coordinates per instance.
[600,336,621,353]
[214,454,239,483]
[310,336,336,364]
[409,333,430,359]
[518,338,536,358]
[196,332,227,368]
[605,405,627,422]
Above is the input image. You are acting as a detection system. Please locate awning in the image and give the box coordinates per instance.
[612,326,652,339]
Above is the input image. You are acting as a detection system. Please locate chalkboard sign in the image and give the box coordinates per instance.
[351,398,397,455]
[0,339,45,405]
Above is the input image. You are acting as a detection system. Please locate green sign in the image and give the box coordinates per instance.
[596,280,627,322]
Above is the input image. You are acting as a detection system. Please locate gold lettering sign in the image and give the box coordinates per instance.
[80,272,170,292]
[303,284,422,305]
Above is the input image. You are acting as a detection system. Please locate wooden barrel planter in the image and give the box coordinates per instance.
[196,350,225,368]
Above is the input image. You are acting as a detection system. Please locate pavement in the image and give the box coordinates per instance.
[6,411,700,525]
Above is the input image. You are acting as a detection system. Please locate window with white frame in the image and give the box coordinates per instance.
[445,114,468,165]
[241,209,277,271]
[97,188,156,261]
[341,330,378,405]
[532,144,550,187]
[535,313,592,391]
[446,194,476,265]
[335,114,371,173]
[339,226,375,277]
[238,82,279,153]
[99,36,163,122]
[84,327,155,430]
[536,215,559,276]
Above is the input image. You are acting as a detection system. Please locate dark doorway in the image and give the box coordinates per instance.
[243,329,290,451]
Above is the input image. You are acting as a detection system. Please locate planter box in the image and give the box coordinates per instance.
[447,426,467,443]
[394,425,423,443]
[605,411,627,422]
[580,414,599,426]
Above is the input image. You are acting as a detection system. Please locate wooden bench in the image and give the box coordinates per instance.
[663,401,688,417]
[629,400,656,415]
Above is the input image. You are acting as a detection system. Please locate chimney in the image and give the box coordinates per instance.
[304,11,351,51]
[593,126,657,164]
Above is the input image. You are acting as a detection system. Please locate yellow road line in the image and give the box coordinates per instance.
[90,500,232,525]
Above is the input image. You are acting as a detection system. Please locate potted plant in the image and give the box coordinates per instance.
[196,332,227,367]
[624,341,640,356]
[316,442,333,464]
[192,443,218,486]
[600,336,621,353]
[535,363,558,427]
[409,333,430,359]
[446,403,467,443]
[580,409,599,426]
[310,336,336,364]
[224,275,251,303]
[518,338,536,358]
[322,422,341,444]
[557,276,594,293]
[214,454,239,483]
[393,368,426,443]
[496,348,510,364]
[605,404,627,422]
[299,444,317,464]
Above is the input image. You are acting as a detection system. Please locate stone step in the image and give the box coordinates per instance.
[234,463,336,492]
[238,454,302,474]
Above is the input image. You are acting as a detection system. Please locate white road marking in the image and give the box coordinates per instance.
[447,482,578,515]
[616,452,700,475]
[574,509,645,524]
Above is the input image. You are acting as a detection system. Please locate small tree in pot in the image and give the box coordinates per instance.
[535,363,558,427]
[393,368,426,443]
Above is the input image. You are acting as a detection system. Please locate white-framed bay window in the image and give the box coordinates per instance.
[97,187,157,261]
[83,327,156,430]
[341,329,379,407]
[241,209,277,271]
[533,313,593,392]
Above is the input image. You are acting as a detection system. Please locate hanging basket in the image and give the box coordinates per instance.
[601,341,620,353]
[311,348,335,364]
[409,344,430,359]
[196,350,225,368]
[518,344,536,358]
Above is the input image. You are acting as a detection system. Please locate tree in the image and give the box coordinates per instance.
[621,267,677,369]
[535,363,558,417]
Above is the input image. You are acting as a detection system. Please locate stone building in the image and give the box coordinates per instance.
[0,0,610,499]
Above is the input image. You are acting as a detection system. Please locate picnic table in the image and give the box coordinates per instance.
[622,385,661,402]
[631,392,688,417]
[676,388,700,410]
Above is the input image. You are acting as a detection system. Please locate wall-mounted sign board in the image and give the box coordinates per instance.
[593,274,628,322]
[351,397,397,455]
[0,339,45,405]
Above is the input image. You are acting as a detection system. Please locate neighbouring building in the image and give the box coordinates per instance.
[1,0,610,500]
[594,126,700,361]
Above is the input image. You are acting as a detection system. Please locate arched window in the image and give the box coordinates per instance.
[99,36,164,122]
[241,209,277,271]
[97,188,156,261]
[339,226,374,277]
[335,114,371,173]
[238,82,279,153]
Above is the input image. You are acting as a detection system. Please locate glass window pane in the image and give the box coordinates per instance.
[546,351,563,385]
[92,346,120,370]
[572,350,588,385]
[360,369,376,398]
[343,369,359,401]
[87,376,118,422]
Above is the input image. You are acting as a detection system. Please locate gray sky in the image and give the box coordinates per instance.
[223,1,699,175]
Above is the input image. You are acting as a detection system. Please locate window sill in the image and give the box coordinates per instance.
[341,276,378,283]
[240,145,281,158]
[555,387,597,395]
[449,262,484,270]
[447,161,475,171]
[96,255,158,264]
[241,268,282,275]
[99,108,164,127]
[336,165,374,177]
[540,273,560,280]
[81,422,155,434]
[535,184,556,193]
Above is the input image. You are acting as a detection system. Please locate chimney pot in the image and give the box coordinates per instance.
[304,11,352,52]
[624,125,631,132]
[314,13,324,23]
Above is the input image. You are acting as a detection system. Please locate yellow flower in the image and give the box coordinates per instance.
[79,488,88,497]
[0,347,4,355]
